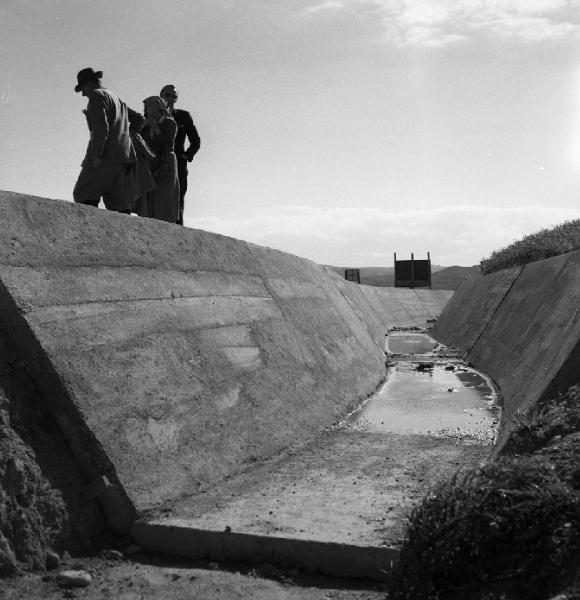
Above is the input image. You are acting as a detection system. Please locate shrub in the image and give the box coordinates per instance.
[388,457,580,600]
[480,219,580,275]
[504,385,580,455]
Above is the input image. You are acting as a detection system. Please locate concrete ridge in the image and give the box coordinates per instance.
[133,520,399,581]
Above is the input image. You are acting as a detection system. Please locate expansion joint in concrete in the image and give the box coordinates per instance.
[466,265,525,358]
[23,294,274,311]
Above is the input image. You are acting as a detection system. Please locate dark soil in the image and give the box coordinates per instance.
[0,325,105,575]
[1,551,387,600]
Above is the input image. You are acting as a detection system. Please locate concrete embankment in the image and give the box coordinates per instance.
[432,251,580,447]
[0,191,451,540]
[131,333,496,580]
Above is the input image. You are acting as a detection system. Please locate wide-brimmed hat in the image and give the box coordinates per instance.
[75,68,103,92]
[160,84,178,98]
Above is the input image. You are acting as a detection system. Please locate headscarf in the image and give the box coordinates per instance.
[143,96,169,118]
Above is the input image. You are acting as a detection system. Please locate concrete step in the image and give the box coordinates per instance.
[133,520,398,581]
[133,424,491,580]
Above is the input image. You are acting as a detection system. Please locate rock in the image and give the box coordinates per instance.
[125,544,141,555]
[45,550,60,570]
[100,549,123,560]
[56,569,92,588]
[0,533,18,577]
[416,363,433,371]
[224,525,232,533]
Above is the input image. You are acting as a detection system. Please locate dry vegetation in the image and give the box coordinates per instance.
[480,219,580,274]
[388,385,580,600]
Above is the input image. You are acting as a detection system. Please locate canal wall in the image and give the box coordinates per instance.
[327,269,452,331]
[0,191,451,533]
[432,250,580,446]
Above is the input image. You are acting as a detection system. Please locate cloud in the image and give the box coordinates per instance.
[302,0,580,46]
[303,0,347,14]
[187,204,578,266]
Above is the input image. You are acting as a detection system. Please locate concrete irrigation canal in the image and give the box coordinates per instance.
[133,330,499,580]
[1,192,579,586]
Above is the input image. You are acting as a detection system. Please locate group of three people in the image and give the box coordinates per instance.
[72,67,200,225]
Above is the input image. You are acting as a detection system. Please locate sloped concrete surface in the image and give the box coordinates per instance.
[432,251,580,444]
[326,269,452,331]
[431,265,523,354]
[132,333,495,580]
[360,286,452,329]
[133,430,487,580]
[0,191,451,534]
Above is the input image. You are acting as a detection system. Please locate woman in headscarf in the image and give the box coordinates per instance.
[127,114,157,212]
[134,96,180,223]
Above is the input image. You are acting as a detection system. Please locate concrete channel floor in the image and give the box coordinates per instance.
[133,332,499,581]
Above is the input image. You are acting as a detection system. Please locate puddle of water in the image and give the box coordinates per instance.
[387,333,437,355]
[348,364,499,444]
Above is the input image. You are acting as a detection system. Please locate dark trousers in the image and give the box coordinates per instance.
[74,162,133,213]
[176,156,188,226]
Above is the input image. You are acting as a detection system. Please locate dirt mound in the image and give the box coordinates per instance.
[0,325,105,576]
[0,422,65,575]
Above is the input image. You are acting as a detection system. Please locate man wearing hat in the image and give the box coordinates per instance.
[73,68,144,212]
[160,84,200,225]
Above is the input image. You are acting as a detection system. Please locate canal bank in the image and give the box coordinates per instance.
[134,330,499,580]
[431,249,580,449]
[0,192,453,577]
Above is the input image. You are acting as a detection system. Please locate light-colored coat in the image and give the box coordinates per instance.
[82,88,140,166]
[74,88,145,211]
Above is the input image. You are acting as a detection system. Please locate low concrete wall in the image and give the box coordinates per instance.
[325,269,452,335]
[133,520,398,581]
[359,285,452,329]
[432,251,580,445]
[0,191,450,532]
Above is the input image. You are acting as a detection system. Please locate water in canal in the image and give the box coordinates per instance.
[349,332,500,444]
[386,332,439,355]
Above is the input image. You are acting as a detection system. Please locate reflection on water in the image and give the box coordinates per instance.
[455,370,488,388]
[387,334,437,355]
[348,364,499,444]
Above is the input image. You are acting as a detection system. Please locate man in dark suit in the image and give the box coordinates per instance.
[160,85,201,225]
[73,67,144,212]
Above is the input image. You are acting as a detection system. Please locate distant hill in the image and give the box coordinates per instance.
[326,264,481,291]
[325,266,395,287]
[431,265,482,290]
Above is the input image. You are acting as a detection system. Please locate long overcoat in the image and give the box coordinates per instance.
[134,117,180,223]
[73,88,144,211]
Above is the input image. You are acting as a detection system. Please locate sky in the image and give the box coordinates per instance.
[1,0,580,267]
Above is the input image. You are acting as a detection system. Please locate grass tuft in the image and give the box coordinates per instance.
[480,220,580,275]
[388,384,580,600]
[504,386,580,455]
